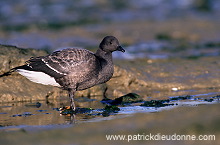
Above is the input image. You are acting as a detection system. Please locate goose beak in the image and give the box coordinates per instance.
[117,46,125,53]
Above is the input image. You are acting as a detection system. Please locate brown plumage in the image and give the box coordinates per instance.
[13,36,125,111]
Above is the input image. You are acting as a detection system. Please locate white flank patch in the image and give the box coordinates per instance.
[17,69,61,87]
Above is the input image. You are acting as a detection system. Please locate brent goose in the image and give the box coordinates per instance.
[11,36,125,111]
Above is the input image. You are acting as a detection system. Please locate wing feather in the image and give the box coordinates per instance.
[42,48,96,74]
[20,48,97,79]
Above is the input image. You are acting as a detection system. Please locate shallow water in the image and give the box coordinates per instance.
[1,89,219,132]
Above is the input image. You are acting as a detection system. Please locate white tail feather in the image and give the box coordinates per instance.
[17,69,61,87]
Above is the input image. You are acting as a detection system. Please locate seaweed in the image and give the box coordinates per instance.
[204,99,214,102]
[141,99,174,107]
[169,95,193,101]
[101,105,120,117]
[59,105,120,117]
[140,95,193,107]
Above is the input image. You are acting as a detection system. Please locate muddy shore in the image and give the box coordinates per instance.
[0,44,220,145]
[1,44,220,103]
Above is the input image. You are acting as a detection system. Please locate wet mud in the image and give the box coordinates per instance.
[0,91,220,145]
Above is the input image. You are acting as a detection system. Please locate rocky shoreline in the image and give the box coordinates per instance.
[0,44,147,103]
[1,44,220,103]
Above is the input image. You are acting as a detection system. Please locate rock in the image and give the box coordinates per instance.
[0,44,47,73]
[115,57,220,95]
[101,93,143,105]
[106,65,149,98]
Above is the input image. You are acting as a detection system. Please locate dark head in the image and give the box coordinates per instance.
[99,36,125,53]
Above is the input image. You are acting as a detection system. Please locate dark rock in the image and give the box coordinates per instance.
[101,93,143,105]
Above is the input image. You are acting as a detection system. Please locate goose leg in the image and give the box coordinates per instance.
[68,88,76,111]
